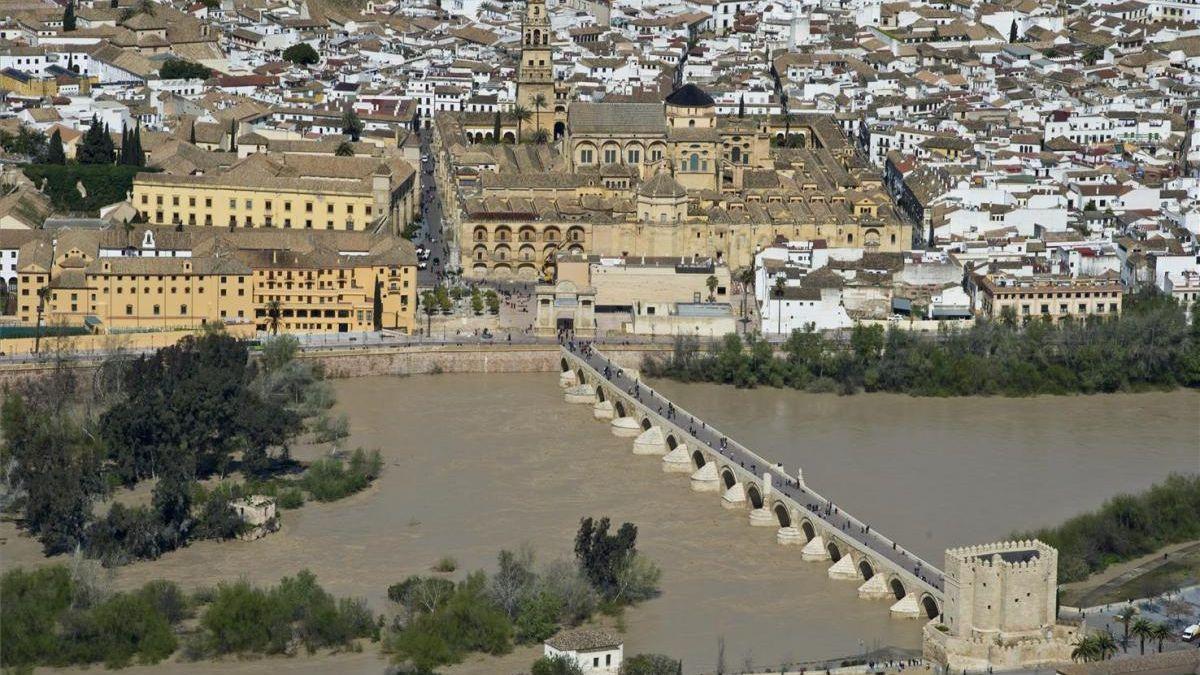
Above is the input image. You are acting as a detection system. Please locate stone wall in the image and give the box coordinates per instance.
[304,344,664,378]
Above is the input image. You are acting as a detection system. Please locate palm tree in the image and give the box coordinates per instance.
[1072,635,1101,663]
[1131,618,1154,655]
[532,93,548,136]
[530,128,549,144]
[335,141,354,156]
[1115,607,1137,651]
[1093,632,1119,661]
[33,286,50,354]
[508,105,531,143]
[1149,622,1170,653]
[706,274,718,302]
[266,299,282,335]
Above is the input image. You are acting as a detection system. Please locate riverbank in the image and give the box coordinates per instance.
[1060,541,1200,608]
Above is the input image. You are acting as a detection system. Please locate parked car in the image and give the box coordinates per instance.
[1183,624,1199,642]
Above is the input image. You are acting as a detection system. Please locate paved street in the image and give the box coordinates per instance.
[570,342,946,599]
[416,130,449,287]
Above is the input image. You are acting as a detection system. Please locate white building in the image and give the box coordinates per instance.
[544,629,623,674]
[761,286,852,334]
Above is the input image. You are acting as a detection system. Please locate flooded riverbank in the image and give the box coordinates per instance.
[4,374,1197,673]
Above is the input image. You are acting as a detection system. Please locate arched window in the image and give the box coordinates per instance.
[689,154,700,171]
[731,147,741,163]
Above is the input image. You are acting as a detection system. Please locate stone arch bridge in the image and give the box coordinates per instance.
[560,347,944,621]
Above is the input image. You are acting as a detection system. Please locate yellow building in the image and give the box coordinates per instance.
[973,273,1124,323]
[131,152,419,236]
[16,227,418,334]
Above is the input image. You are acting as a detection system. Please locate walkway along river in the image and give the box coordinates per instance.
[561,344,945,620]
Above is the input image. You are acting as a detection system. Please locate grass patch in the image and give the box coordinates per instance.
[1066,547,1200,607]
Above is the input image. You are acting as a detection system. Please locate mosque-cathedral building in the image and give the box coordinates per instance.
[434,0,912,281]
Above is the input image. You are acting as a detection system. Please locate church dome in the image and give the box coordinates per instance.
[664,83,715,107]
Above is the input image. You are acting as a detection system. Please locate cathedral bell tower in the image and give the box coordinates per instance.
[517,0,555,138]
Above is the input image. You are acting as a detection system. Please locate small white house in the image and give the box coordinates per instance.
[544,628,623,674]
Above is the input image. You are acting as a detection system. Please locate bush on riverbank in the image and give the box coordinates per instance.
[0,565,182,669]
[385,518,660,673]
[299,448,383,502]
[642,290,1200,396]
[1014,474,1200,583]
[195,569,377,657]
[0,565,374,669]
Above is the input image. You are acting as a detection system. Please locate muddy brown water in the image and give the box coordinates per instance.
[4,374,1198,674]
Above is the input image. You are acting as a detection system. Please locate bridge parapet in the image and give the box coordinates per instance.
[559,348,945,620]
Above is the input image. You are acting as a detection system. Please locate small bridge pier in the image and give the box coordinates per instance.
[558,351,945,623]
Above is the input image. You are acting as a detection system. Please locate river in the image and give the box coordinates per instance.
[5,374,1198,674]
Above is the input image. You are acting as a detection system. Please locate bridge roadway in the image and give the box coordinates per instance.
[562,343,946,619]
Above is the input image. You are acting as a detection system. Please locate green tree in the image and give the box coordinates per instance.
[159,59,211,79]
[266,299,282,335]
[1149,622,1170,652]
[282,42,319,65]
[492,110,502,143]
[1083,45,1105,65]
[509,105,531,143]
[335,141,354,156]
[706,274,718,301]
[421,290,437,335]
[78,116,115,165]
[485,289,500,314]
[532,654,585,675]
[471,289,484,315]
[1130,617,1154,655]
[372,279,384,330]
[341,108,363,142]
[574,516,638,601]
[622,653,683,675]
[46,129,66,165]
[1114,608,1136,651]
[63,0,76,31]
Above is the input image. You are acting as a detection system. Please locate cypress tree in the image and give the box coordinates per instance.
[62,0,76,31]
[372,279,383,331]
[119,124,129,165]
[189,120,197,145]
[738,95,745,119]
[100,123,115,163]
[492,110,501,143]
[1009,19,1018,42]
[132,123,144,166]
[47,129,66,165]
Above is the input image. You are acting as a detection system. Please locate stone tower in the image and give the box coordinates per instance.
[518,0,555,136]
[924,540,1078,671]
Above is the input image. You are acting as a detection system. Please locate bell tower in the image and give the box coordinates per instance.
[517,0,555,137]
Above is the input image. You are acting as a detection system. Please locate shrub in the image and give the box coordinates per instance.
[433,556,458,573]
[299,448,382,502]
[386,573,512,671]
[193,492,245,541]
[85,503,165,566]
[532,654,585,675]
[282,42,319,65]
[0,566,72,667]
[198,570,373,657]
[277,486,305,509]
[60,591,178,667]
[311,411,350,445]
[159,58,211,79]
[621,653,682,675]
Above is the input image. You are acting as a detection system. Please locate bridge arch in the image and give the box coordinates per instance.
[576,368,586,384]
[858,559,875,580]
[720,467,737,490]
[800,519,816,542]
[889,577,907,600]
[827,540,843,562]
[560,357,569,372]
[773,502,791,527]
[596,387,606,402]
[666,434,678,450]
[640,417,652,431]
[746,484,764,509]
[921,594,940,619]
[614,401,627,418]
[691,449,706,469]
